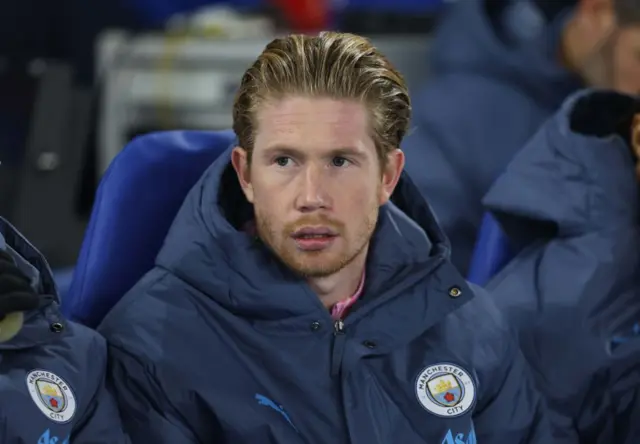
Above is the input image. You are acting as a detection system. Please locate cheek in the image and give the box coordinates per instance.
[254,189,282,215]
[613,38,640,92]
[252,173,282,198]
[252,181,280,214]
[617,52,640,76]
[613,62,640,94]
[339,183,379,212]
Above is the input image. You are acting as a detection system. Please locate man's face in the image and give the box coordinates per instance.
[232,96,404,278]
[573,0,640,93]
[610,25,640,94]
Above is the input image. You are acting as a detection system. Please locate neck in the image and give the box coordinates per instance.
[307,246,368,309]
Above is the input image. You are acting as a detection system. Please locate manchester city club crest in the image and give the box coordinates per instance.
[26,370,76,423]
[415,363,476,418]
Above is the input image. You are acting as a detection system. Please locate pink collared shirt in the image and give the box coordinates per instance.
[330,272,365,320]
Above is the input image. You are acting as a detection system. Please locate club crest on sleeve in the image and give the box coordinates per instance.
[415,363,476,418]
[26,369,76,423]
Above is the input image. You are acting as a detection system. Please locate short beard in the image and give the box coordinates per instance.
[255,207,378,279]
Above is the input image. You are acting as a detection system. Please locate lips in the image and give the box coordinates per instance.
[291,226,338,251]
[292,227,338,239]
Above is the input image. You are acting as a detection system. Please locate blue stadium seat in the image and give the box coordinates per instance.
[61,130,235,327]
[467,212,513,286]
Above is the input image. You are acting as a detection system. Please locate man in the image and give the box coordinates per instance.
[402,0,640,273]
[99,32,558,443]
[0,217,128,443]
[481,88,640,442]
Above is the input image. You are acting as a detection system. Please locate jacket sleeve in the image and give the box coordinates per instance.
[484,233,639,444]
[70,365,130,443]
[68,334,130,444]
[471,324,578,444]
[453,285,578,443]
[106,343,203,443]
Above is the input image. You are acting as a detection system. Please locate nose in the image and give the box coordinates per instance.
[295,164,330,212]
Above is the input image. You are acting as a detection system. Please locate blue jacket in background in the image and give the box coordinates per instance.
[402,0,582,273]
[483,90,640,443]
[99,149,559,443]
[0,218,128,444]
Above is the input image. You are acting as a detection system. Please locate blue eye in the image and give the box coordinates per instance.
[332,157,349,167]
[275,157,291,167]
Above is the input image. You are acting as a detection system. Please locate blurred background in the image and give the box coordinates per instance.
[0,0,444,274]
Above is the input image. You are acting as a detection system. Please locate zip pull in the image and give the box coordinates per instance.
[331,319,346,376]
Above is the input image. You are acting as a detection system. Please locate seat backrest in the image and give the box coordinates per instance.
[62,130,235,327]
[466,212,513,286]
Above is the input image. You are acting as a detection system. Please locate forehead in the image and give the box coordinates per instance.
[253,96,373,153]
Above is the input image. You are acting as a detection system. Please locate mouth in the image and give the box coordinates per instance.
[292,226,337,238]
[291,227,338,250]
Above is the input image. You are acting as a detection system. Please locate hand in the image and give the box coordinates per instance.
[0,249,40,319]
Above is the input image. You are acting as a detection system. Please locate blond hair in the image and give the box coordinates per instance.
[232,32,411,164]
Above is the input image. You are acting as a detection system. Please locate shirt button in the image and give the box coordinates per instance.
[448,286,462,298]
[310,321,321,331]
[362,340,377,349]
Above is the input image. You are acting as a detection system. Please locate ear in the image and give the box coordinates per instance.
[231,147,254,203]
[378,149,405,205]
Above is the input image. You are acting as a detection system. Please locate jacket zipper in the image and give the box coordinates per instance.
[331,319,346,376]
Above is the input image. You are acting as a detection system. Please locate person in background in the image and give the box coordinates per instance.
[0,217,128,443]
[402,0,640,273]
[481,88,640,443]
[98,32,558,443]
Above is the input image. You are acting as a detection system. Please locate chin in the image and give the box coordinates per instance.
[289,255,345,278]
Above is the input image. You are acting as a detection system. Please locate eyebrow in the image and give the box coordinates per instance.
[261,145,368,160]
[261,145,302,159]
